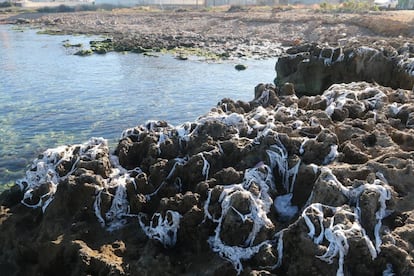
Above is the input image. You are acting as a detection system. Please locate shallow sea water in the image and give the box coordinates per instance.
[0,25,277,186]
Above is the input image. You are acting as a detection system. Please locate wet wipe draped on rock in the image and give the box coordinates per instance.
[1,81,414,276]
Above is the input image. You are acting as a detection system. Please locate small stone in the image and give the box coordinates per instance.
[235,64,247,71]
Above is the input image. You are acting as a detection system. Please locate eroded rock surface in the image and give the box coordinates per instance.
[1,79,414,275]
[275,42,414,95]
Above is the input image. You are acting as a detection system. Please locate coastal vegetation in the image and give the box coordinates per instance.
[318,0,380,12]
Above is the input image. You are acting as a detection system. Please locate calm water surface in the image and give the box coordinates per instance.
[0,25,277,186]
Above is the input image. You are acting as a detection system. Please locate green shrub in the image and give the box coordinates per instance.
[319,0,378,13]
[319,1,335,10]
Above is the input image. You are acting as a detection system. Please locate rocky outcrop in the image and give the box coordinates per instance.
[275,42,414,96]
[2,80,414,275]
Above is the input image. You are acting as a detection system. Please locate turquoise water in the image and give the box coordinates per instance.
[0,25,277,186]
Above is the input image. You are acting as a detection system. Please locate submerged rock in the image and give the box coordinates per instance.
[2,64,414,275]
[235,64,248,71]
[74,49,93,56]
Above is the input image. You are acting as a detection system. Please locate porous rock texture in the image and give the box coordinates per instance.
[2,60,414,275]
[275,42,414,96]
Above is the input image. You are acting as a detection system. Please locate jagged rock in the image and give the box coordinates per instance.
[78,157,112,178]
[300,135,338,165]
[213,167,243,185]
[275,43,414,95]
[358,188,380,238]
[279,82,295,96]
[0,185,23,208]
[340,141,369,164]
[309,170,348,207]
[219,192,255,246]
[253,83,279,107]
[391,130,414,151]
[134,172,154,194]
[3,76,414,275]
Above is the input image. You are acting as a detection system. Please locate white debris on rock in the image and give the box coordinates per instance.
[323,145,338,165]
[398,56,414,76]
[209,236,272,275]
[266,141,300,193]
[318,47,344,66]
[196,111,252,137]
[94,172,134,232]
[248,107,277,138]
[323,82,387,117]
[139,210,182,248]
[18,137,108,212]
[13,80,402,274]
[274,193,298,221]
[355,46,379,56]
[255,88,270,105]
[200,153,210,181]
[303,168,393,275]
[175,122,193,143]
[122,111,252,146]
[121,120,173,140]
[300,138,338,165]
[202,131,302,273]
[205,165,280,274]
[382,263,395,276]
[144,157,188,201]
[16,135,139,231]
[302,203,377,276]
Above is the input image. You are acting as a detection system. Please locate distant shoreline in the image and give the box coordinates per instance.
[0,12,47,23]
[2,5,414,276]
[1,7,413,58]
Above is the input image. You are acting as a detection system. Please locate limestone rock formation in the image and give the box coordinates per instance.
[2,69,414,275]
[275,42,414,96]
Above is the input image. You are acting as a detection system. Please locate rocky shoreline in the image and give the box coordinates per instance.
[1,7,414,276]
[1,57,414,275]
[2,8,414,59]
[276,42,414,94]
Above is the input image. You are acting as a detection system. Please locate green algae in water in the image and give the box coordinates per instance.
[74,49,93,56]
[11,26,27,32]
[62,41,83,48]
[164,47,222,61]
[90,38,114,54]
[0,25,276,191]
[36,29,63,35]
[0,181,14,193]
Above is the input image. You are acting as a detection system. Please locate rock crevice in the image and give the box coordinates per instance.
[2,59,414,275]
